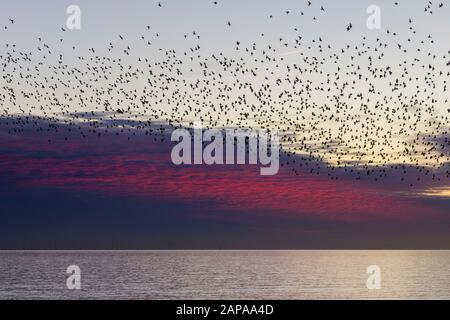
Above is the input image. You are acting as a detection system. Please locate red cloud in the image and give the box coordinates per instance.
[0,129,440,223]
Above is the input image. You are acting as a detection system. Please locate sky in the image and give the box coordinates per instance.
[1,0,450,249]
[1,118,450,249]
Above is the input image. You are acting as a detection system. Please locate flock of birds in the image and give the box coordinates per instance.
[1,0,450,185]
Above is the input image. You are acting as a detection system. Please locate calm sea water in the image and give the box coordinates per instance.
[0,250,449,299]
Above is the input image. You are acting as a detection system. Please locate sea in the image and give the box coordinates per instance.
[0,250,449,299]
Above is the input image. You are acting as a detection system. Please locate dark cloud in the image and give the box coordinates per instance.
[1,116,450,249]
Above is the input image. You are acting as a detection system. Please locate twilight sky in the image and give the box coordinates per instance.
[1,0,450,248]
[1,117,450,249]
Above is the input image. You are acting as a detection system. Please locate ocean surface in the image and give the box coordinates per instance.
[0,250,449,299]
